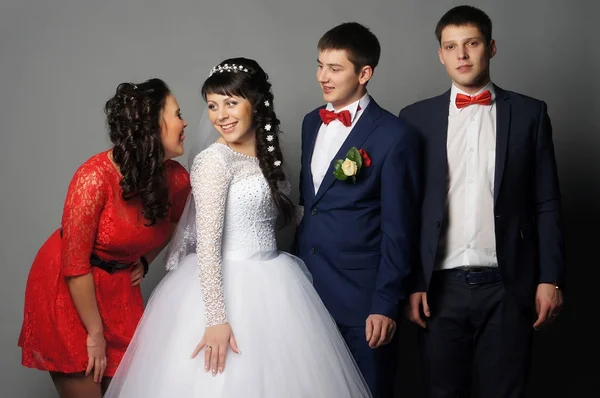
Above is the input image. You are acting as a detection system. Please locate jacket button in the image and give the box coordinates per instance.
[311,208,317,215]
[436,221,441,228]
[310,248,315,254]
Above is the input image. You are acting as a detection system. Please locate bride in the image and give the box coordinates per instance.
[104,57,372,397]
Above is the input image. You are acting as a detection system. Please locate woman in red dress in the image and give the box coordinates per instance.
[18,78,192,397]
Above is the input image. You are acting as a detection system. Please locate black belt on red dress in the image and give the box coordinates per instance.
[59,228,132,274]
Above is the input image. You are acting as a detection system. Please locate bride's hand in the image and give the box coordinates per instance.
[191,323,240,375]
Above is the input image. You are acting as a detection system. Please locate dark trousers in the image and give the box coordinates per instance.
[419,268,533,398]
[338,324,399,398]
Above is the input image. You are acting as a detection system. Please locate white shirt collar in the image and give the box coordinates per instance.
[326,92,370,123]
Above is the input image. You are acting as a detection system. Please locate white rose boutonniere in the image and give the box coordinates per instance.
[333,147,371,184]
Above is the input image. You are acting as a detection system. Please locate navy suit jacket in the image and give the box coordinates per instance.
[295,97,422,326]
[399,85,565,307]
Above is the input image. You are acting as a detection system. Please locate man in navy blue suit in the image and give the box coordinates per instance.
[399,6,565,398]
[295,22,422,398]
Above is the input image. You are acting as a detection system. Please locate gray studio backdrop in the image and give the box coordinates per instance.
[1,0,596,396]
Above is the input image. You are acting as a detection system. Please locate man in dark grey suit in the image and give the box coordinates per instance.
[399,5,565,398]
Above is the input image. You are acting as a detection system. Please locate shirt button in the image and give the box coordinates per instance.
[469,179,474,183]
[469,148,474,152]
[467,244,471,249]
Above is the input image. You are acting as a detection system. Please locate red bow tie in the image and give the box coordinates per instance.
[319,109,352,127]
[455,90,492,109]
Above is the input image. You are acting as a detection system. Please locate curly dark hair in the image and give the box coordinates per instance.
[200,57,294,226]
[104,78,171,226]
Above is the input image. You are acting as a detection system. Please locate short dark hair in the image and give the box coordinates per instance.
[318,22,381,73]
[435,5,493,45]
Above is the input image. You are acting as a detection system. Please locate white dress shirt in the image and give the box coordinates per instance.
[311,93,371,194]
[436,82,498,270]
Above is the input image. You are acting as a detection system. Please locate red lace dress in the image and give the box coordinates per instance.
[18,150,191,376]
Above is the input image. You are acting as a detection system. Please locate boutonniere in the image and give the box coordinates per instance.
[333,147,372,183]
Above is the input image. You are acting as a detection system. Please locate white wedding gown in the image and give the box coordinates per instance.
[104,143,372,397]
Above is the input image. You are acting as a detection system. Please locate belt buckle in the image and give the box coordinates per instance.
[104,260,120,274]
[464,268,485,285]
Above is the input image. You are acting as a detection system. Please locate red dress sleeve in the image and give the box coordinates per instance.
[167,161,191,223]
[60,163,108,277]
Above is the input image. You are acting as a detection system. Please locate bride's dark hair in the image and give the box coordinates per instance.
[104,78,171,226]
[201,58,294,226]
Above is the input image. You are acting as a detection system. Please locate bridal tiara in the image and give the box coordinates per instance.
[209,63,249,77]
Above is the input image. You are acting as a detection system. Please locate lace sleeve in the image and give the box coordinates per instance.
[190,148,231,327]
[60,164,108,277]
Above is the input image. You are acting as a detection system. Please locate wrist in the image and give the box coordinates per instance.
[541,281,561,290]
[370,295,399,321]
[207,321,229,329]
[87,330,104,340]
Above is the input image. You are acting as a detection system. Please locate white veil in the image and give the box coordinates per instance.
[164,108,220,270]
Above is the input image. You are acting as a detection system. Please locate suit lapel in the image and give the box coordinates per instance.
[312,98,381,205]
[305,111,323,200]
[431,91,451,214]
[493,85,511,204]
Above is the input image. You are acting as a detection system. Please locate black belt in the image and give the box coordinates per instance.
[59,228,132,274]
[439,267,502,285]
[89,253,132,274]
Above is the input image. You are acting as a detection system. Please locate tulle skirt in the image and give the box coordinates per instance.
[104,251,372,397]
